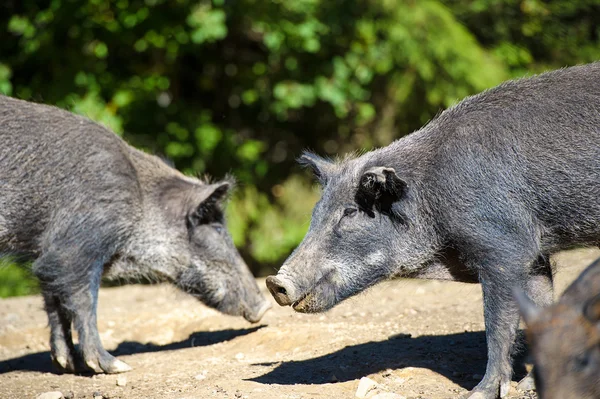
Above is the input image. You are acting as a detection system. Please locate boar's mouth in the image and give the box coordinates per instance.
[292,270,336,313]
[267,268,337,312]
[292,292,310,311]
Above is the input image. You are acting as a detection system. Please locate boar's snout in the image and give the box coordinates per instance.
[243,300,272,323]
[266,276,297,306]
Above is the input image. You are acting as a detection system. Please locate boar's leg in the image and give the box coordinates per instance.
[66,262,131,374]
[462,251,537,399]
[42,292,77,372]
[516,255,554,392]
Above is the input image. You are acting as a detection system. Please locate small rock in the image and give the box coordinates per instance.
[92,392,103,399]
[329,374,339,383]
[63,392,74,399]
[194,373,207,381]
[356,377,378,398]
[371,394,407,399]
[36,392,63,399]
[235,352,245,360]
[116,375,127,387]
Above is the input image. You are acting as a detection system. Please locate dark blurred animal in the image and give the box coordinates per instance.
[516,257,600,399]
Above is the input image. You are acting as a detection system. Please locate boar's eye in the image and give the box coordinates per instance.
[572,353,591,371]
[343,208,358,218]
[212,223,224,234]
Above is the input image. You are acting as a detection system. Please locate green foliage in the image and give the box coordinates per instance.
[0,0,597,294]
[448,0,600,76]
[227,176,320,266]
[0,260,38,298]
[0,63,12,95]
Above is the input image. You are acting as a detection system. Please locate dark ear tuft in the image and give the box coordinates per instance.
[359,166,406,198]
[205,181,231,206]
[356,166,406,215]
[189,181,231,227]
[298,151,334,184]
[583,293,600,323]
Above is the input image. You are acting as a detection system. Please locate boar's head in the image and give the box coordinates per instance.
[157,177,270,323]
[266,151,436,313]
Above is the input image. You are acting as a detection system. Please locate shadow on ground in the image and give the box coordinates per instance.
[0,326,264,374]
[250,330,529,391]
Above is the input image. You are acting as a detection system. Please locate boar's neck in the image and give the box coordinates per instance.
[367,126,439,182]
[104,147,192,282]
[371,127,444,265]
[125,147,190,188]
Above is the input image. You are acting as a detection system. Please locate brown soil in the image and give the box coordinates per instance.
[1,248,599,399]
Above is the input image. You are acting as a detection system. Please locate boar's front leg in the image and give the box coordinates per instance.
[462,250,537,399]
[42,292,77,372]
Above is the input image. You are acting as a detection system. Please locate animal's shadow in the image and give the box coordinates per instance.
[0,326,264,375]
[250,330,529,390]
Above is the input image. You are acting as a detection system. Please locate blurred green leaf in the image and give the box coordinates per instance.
[236,140,265,162]
[0,260,38,298]
[0,63,13,95]
[187,3,227,44]
[195,124,223,153]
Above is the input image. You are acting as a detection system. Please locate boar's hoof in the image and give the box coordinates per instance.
[460,377,510,399]
[516,374,535,391]
[106,359,133,374]
[85,359,104,373]
[52,355,76,373]
[84,356,132,374]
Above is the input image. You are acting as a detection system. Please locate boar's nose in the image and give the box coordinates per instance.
[266,276,296,306]
[243,300,272,323]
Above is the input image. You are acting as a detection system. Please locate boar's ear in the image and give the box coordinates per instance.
[298,151,334,185]
[583,293,600,324]
[359,167,406,198]
[188,181,231,227]
[356,166,406,214]
[513,287,543,326]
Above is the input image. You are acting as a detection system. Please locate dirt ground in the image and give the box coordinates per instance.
[1,248,599,399]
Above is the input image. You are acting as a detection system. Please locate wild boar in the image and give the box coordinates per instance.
[0,95,270,374]
[266,62,600,398]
